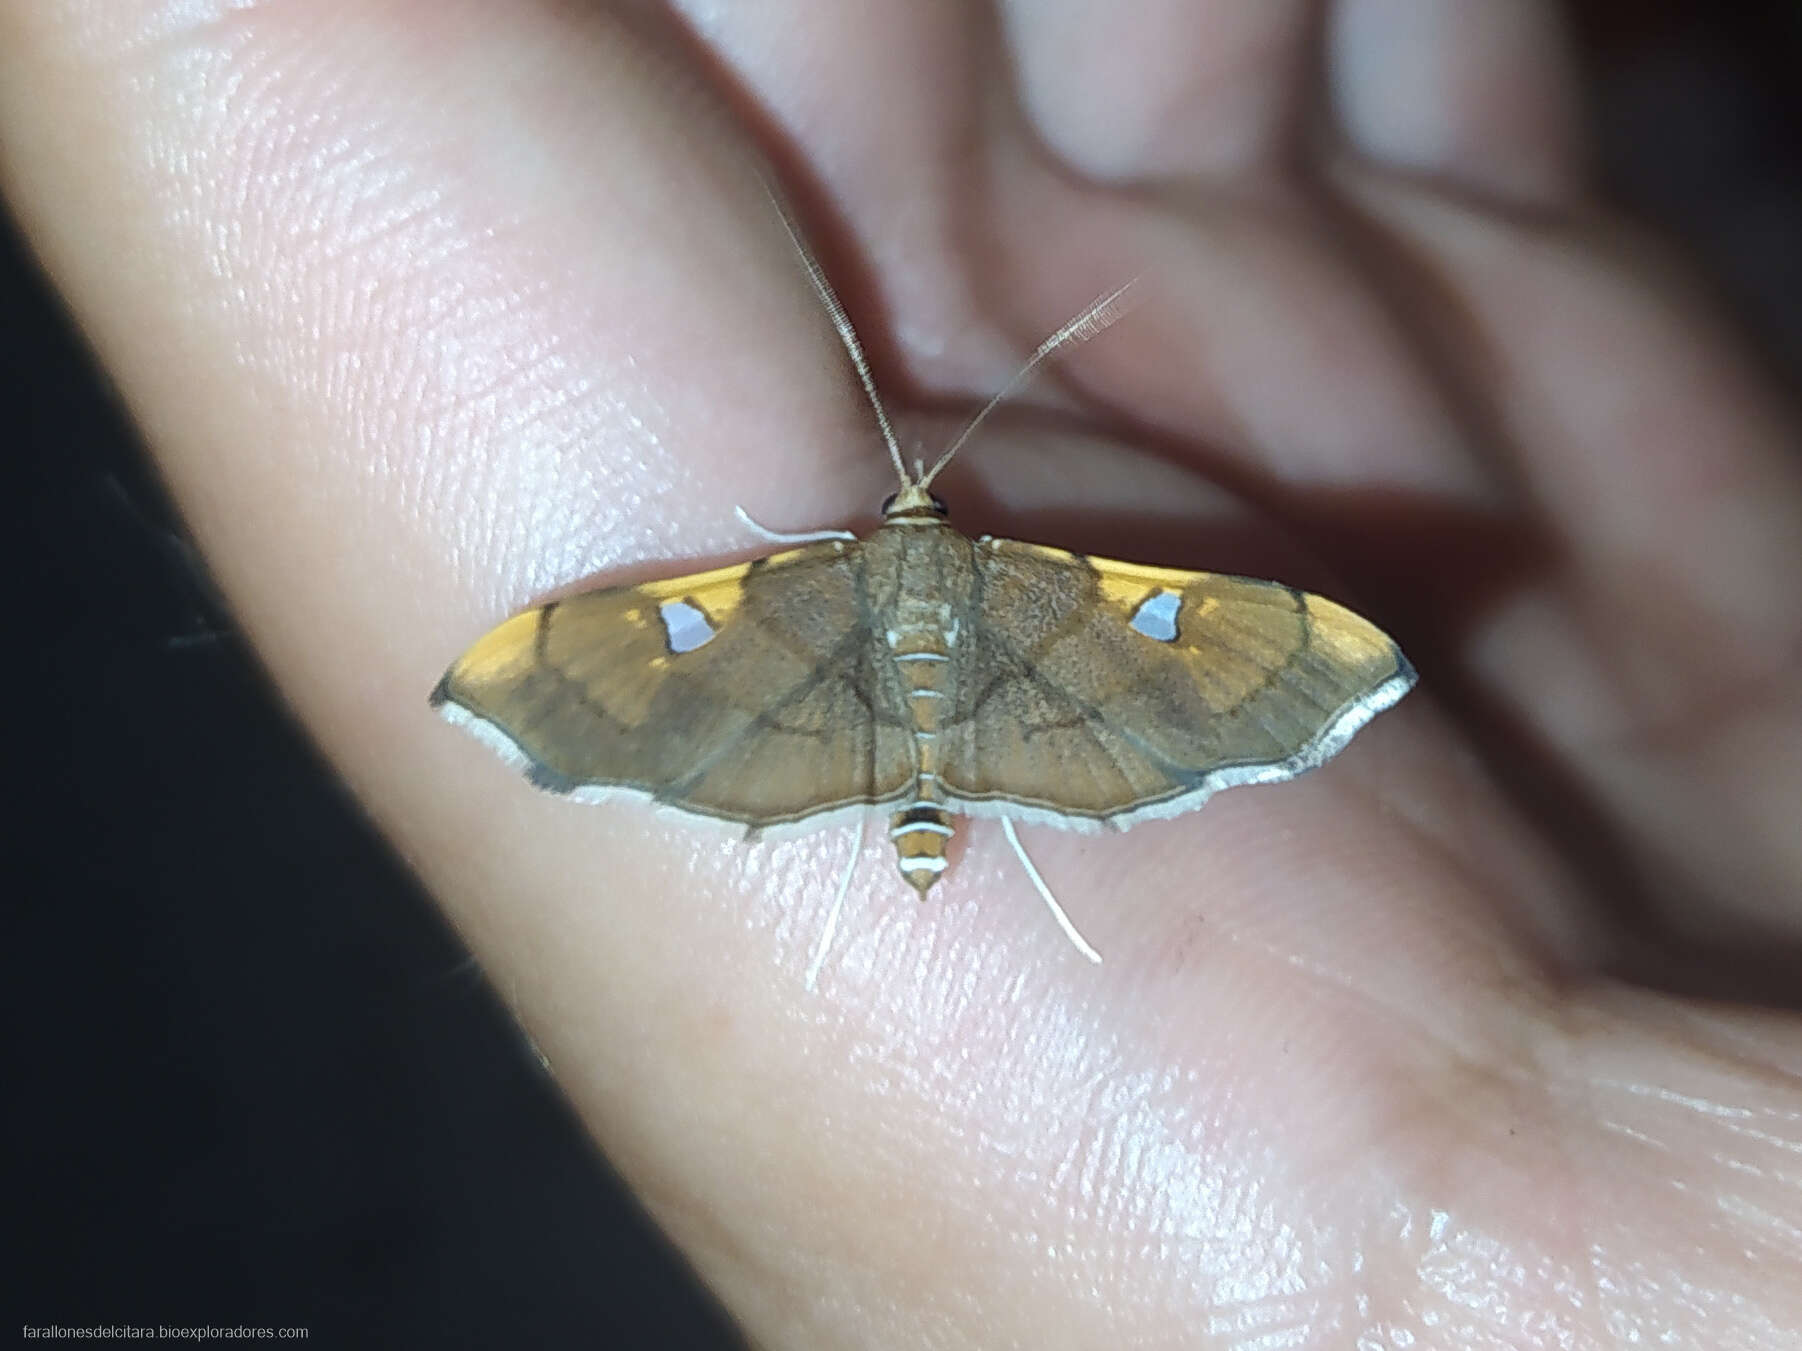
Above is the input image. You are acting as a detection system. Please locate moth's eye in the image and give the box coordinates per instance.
[928,493,948,515]
[880,492,898,515]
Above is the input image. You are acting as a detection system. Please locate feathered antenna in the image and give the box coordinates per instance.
[919,280,1138,490]
[764,187,911,488]
[767,183,1137,491]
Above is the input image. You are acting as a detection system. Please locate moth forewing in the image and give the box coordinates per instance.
[432,537,920,828]
[920,538,1414,829]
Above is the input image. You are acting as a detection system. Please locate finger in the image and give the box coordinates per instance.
[995,0,1313,180]
[928,2,1513,506]
[962,0,1584,504]
[1326,0,1586,206]
[1338,165,1802,940]
[684,0,1510,512]
[976,147,1506,504]
[0,0,887,1336]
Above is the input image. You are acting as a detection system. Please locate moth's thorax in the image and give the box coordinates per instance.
[870,518,970,895]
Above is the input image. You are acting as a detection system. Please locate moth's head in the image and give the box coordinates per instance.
[881,483,949,523]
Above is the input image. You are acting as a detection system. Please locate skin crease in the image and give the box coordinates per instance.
[5,0,1801,1346]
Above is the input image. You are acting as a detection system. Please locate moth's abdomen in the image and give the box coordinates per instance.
[886,608,957,895]
[890,802,953,895]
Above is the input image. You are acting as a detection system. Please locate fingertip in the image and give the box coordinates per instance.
[1327,0,1587,208]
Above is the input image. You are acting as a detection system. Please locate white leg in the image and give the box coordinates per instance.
[734,504,856,547]
[806,815,866,989]
[1001,817,1102,964]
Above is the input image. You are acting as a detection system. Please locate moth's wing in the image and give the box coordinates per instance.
[432,541,917,828]
[939,538,1415,828]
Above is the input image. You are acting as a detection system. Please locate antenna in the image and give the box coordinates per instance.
[765,186,912,488]
[919,280,1137,490]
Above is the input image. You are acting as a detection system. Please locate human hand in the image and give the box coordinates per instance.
[5,2,1798,1346]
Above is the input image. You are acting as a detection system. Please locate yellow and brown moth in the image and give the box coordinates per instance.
[432,240,1414,974]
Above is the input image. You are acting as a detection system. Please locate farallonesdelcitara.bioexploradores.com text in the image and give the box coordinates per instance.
[21,1327,309,1340]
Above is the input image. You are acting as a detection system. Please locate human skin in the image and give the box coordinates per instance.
[4,1,1800,1347]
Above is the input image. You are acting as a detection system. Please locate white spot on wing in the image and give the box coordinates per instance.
[1129,590,1181,642]
[660,598,716,653]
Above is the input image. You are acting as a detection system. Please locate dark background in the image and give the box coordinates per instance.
[11,6,1799,1347]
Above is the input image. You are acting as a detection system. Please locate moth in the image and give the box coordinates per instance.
[432,238,1415,976]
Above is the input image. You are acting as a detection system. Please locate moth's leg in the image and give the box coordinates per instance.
[805,814,867,990]
[1000,817,1102,965]
[733,504,855,547]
